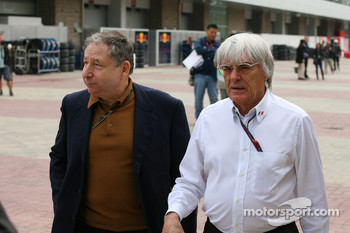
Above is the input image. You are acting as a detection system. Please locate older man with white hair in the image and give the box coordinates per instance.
[162,33,329,233]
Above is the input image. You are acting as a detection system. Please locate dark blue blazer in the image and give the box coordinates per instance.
[49,83,197,233]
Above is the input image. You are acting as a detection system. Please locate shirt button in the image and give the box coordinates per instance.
[236,199,240,203]
[109,124,113,127]
[240,173,244,177]
[243,147,247,151]
[235,223,239,227]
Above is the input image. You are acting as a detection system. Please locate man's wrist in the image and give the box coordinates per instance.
[165,212,180,221]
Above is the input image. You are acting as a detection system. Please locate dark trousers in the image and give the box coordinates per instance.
[314,60,324,80]
[304,58,309,77]
[203,218,299,233]
[74,221,148,233]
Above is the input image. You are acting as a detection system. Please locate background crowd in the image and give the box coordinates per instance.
[296,35,342,81]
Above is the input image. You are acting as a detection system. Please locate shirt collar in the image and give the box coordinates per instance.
[231,88,271,123]
[87,78,133,109]
[255,89,270,123]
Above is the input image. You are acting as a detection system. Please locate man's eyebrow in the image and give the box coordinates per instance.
[83,57,101,63]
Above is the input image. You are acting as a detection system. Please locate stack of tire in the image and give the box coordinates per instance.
[60,42,75,72]
[134,42,144,68]
[272,44,290,60]
[287,46,296,60]
[28,38,60,73]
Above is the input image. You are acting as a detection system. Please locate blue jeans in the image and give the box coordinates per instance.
[194,73,218,118]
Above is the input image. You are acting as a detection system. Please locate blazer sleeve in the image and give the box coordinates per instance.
[0,202,18,233]
[169,100,197,233]
[49,95,69,211]
[169,99,190,184]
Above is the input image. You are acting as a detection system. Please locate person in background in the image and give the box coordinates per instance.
[296,39,306,80]
[214,32,241,100]
[313,42,325,80]
[303,35,310,79]
[216,68,227,99]
[193,24,221,118]
[322,41,334,74]
[49,30,197,233]
[162,32,329,233]
[183,36,195,86]
[0,32,14,96]
[332,39,341,71]
[0,202,18,233]
[182,36,193,60]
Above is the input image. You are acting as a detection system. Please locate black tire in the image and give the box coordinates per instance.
[45,39,52,51]
[50,38,58,51]
[40,57,47,70]
[50,57,57,69]
[30,58,38,71]
[28,39,42,50]
[136,63,144,68]
[60,42,68,49]
[69,56,75,64]
[136,57,144,63]
[60,57,69,64]
[53,57,60,67]
[135,50,144,57]
[45,56,52,69]
[68,41,75,49]
[47,57,53,69]
[135,46,144,52]
[60,64,69,72]
[60,49,69,58]
[134,43,144,50]
[41,39,48,51]
[69,64,75,71]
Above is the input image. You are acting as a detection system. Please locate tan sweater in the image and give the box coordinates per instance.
[78,81,147,231]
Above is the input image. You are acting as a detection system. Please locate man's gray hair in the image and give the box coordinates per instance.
[85,30,134,75]
[215,33,274,89]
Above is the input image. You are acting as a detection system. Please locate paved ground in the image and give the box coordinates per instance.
[0,58,349,233]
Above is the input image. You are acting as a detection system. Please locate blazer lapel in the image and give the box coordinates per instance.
[132,83,156,176]
[73,91,93,174]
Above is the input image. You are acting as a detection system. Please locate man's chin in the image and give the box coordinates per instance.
[87,88,98,95]
[229,89,246,96]
[228,93,247,103]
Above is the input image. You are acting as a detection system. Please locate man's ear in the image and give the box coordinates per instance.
[121,60,131,77]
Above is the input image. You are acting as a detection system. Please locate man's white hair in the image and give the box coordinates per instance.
[215,32,275,89]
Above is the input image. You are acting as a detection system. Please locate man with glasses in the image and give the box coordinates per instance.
[162,33,329,233]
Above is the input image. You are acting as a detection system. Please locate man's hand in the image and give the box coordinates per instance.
[162,212,184,233]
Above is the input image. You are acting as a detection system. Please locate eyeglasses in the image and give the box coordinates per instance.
[217,63,259,77]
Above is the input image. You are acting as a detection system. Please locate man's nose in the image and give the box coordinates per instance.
[82,63,92,76]
[228,68,241,80]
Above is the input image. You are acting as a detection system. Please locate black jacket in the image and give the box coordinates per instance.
[194,36,220,79]
[0,202,18,233]
[296,45,304,64]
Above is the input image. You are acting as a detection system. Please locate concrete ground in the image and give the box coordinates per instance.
[0,58,349,233]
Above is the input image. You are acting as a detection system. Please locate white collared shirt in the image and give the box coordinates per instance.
[167,90,329,233]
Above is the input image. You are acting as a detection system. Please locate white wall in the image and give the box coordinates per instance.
[225,0,350,21]
[0,24,68,42]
